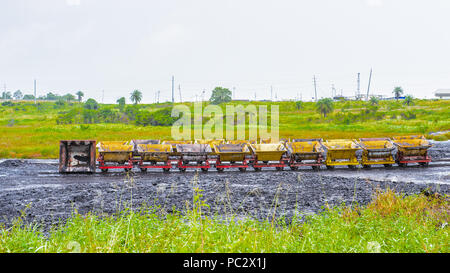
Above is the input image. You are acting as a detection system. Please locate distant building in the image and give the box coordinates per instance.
[434,89,450,99]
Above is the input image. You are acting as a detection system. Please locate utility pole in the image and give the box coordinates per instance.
[171,76,174,103]
[270,86,273,101]
[357,73,361,100]
[33,80,37,104]
[157,90,160,103]
[172,76,175,103]
[332,84,337,98]
[366,68,372,101]
[313,75,317,102]
[178,84,182,103]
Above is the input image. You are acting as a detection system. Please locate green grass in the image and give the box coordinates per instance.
[0,186,448,253]
[0,99,449,158]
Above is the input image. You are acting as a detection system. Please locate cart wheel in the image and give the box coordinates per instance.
[263,161,269,164]
[398,162,407,167]
[101,168,108,173]
[254,167,262,172]
[419,162,429,167]
[362,164,371,169]
[312,166,319,171]
[384,164,393,168]
[230,161,235,164]
[140,168,147,173]
[290,166,299,171]
[326,165,335,170]
[179,168,186,172]
[217,168,224,173]
[201,168,209,172]
[163,168,170,173]
[348,165,356,169]
[239,168,246,172]
[276,167,283,171]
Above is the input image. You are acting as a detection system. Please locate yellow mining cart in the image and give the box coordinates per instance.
[285,139,324,170]
[97,141,134,172]
[214,143,251,172]
[391,135,432,167]
[357,138,395,168]
[322,139,360,169]
[249,143,287,171]
[195,139,225,155]
[176,144,213,172]
[162,140,193,156]
[136,144,173,172]
[260,138,273,144]
[129,139,160,157]
[227,140,257,145]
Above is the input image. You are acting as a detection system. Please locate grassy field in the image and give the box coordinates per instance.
[0,99,449,158]
[0,187,448,253]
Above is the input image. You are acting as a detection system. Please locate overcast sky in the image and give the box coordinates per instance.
[1,0,450,103]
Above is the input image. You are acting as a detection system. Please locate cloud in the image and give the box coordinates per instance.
[151,24,188,45]
[66,0,81,6]
[366,0,383,7]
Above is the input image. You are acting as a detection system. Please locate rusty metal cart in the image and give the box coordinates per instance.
[357,138,395,168]
[285,139,324,170]
[392,135,432,167]
[213,143,251,172]
[176,144,213,172]
[59,140,96,173]
[249,143,287,171]
[97,141,134,172]
[135,143,173,172]
[322,139,360,169]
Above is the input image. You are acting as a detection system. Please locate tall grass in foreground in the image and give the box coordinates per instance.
[0,187,448,253]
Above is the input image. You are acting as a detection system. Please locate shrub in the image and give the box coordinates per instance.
[135,108,177,126]
[400,111,416,120]
[84,98,99,110]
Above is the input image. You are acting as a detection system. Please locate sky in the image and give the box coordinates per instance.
[1,0,450,103]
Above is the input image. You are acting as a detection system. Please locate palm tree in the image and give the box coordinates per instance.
[130,89,142,104]
[369,96,379,106]
[393,87,404,100]
[76,91,84,102]
[404,95,414,106]
[316,98,334,118]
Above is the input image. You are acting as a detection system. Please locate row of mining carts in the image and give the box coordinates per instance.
[59,136,433,173]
